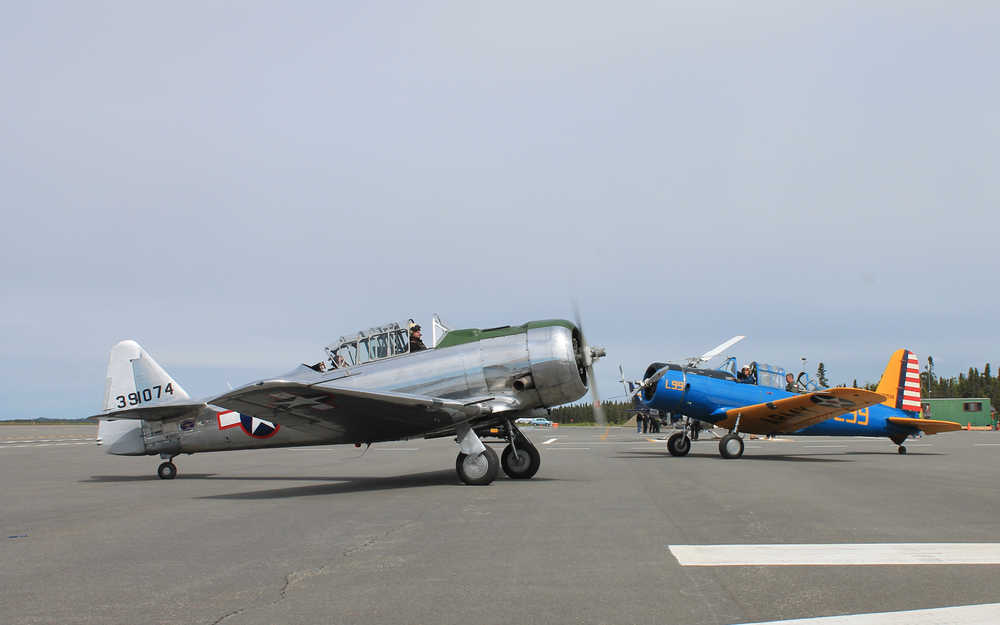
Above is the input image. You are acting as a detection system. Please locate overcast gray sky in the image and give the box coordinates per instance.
[1,2,997,418]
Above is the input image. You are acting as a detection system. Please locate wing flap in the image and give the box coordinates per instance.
[888,417,963,435]
[720,388,885,434]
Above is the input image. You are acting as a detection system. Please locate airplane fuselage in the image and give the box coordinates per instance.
[101,321,588,457]
[642,367,919,439]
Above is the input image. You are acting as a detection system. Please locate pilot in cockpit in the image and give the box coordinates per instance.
[738,365,752,383]
[409,324,427,352]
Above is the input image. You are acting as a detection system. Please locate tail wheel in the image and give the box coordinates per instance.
[456,445,499,485]
[719,433,744,459]
[501,441,540,479]
[157,462,177,480]
[667,432,691,457]
[898,446,907,455]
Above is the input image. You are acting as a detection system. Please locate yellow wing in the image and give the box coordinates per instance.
[717,388,885,434]
[888,417,963,435]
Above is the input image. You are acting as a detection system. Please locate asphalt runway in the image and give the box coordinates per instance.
[2,424,1000,625]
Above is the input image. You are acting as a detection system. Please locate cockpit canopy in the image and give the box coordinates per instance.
[717,356,822,392]
[325,322,412,369]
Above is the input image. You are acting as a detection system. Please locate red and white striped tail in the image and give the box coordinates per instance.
[900,351,922,412]
[875,349,923,414]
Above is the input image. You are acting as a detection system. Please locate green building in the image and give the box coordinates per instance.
[921,398,995,427]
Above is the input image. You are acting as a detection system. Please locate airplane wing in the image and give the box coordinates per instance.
[888,417,963,435]
[207,381,497,441]
[715,388,885,434]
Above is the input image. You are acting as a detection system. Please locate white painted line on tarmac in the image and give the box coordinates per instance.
[804,445,847,448]
[0,438,96,444]
[974,443,1000,446]
[732,602,1000,624]
[374,448,419,451]
[669,543,1000,566]
[0,442,93,450]
[542,438,558,445]
[548,447,591,450]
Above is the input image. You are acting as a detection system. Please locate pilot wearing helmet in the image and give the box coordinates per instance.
[409,324,427,352]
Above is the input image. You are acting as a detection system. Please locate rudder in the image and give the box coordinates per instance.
[874,349,921,414]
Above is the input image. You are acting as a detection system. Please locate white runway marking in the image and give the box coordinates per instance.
[0,442,93,450]
[542,438,558,445]
[548,447,590,450]
[0,438,95,444]
[974,443,1000,446]
[804,445,847,448]
[374,448,419,451]
[669,543,1000,566]
[732,602,1000,624]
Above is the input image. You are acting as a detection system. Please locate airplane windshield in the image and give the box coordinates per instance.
[324,321,412,369]
[753,363,787,390]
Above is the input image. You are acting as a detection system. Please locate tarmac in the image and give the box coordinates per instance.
[2,424,999,625]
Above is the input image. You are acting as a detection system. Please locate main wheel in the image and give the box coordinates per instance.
[501,441,540,479]
[157,461,177,480]
[898,445,907,455]
[667,432,691,457]
[719,434,744,459]
[456,445,499,485]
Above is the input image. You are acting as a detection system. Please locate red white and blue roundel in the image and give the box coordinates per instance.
[217,410,279,439]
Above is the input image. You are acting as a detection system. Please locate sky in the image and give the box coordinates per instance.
[1,2,997,418]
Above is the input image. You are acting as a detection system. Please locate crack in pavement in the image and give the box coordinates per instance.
[211,522,415,624]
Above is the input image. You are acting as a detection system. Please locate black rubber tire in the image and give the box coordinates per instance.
[719,434,744,459]
[501,441,541,479]
[898,446,907,455]
[157,462,177,480]
[456,445,499,485]
[667,432,691,457]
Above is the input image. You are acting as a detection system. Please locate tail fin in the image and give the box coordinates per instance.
[874,349,921,414]
[102,340,190,412]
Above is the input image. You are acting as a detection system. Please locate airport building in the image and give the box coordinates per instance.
[921,397,996,428]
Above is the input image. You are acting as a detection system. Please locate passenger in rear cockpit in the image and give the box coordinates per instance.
[738,365,753,383]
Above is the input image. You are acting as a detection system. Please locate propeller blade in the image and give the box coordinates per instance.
[573,301,606,426]
[687,335,745,367]
[633,364,671,398]
[589,362,606,426]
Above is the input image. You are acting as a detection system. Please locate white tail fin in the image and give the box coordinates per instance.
[103,340,190,412]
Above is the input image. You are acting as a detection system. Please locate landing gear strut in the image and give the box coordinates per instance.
[719,415,744,459]
[667,432,691,456]
[890,433,908,455]
[500,423,540,479]
[455,424,498,485]
[456,446,499,485]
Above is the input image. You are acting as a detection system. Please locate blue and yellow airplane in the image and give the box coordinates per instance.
[633,348,963,458]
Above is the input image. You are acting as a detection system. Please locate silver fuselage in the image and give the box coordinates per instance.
[100,323,587,457]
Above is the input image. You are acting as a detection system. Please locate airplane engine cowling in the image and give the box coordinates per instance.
[642,362,669,401]
[526,325,588,407]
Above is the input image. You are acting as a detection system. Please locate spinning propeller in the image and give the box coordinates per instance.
[573,303,607,427]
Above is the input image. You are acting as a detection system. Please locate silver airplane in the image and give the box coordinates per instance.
[92,316,605,485]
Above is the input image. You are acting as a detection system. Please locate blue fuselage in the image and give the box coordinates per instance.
[641,368,918,438]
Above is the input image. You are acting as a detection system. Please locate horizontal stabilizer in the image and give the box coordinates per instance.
[888,417,963,435]
[87,400,206,422]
